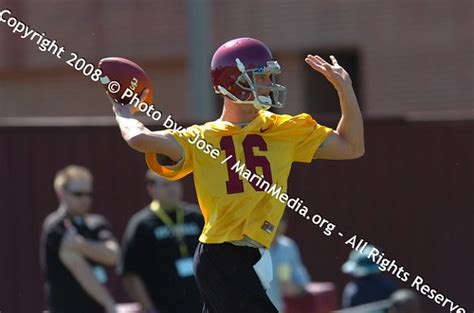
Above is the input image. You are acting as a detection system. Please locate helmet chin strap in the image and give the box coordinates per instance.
[216,85,271,110]
[217,85,240,102]
[253,95,271,111]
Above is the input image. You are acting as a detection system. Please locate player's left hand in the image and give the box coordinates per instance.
[305,55,352,91]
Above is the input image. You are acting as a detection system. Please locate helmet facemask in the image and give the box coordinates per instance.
[217,58,287,111]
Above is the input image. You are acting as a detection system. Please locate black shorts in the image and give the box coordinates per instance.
[193,242,278,313]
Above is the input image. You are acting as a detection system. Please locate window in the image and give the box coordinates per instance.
[303,50,361,116]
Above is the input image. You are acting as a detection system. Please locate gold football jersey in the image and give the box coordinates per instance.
[146,110,332,248]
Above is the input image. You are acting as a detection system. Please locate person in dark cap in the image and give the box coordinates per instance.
[341,245,398,308]
[389,289,421,313]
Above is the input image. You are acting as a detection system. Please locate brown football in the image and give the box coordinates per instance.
[98,57,153,114]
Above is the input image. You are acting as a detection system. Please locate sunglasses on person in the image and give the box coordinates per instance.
[67,190,93,197]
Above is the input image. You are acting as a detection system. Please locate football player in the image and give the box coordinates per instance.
[112,37,364,313]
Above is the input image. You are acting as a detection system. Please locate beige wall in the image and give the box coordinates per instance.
[0,0,472,123]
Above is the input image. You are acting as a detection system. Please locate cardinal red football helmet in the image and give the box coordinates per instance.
[211,37,287,110]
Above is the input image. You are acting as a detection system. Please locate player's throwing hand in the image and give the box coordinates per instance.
[305,55,352,91]
[111,88,149,118]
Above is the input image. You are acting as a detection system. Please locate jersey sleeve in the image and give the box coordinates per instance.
[289,113,333,163]
[145,126,200,181]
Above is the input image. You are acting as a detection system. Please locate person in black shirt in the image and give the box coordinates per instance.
[389,289,421,313]
[118,170,204,313]
[40,165,120,313]
[341,245,398,309]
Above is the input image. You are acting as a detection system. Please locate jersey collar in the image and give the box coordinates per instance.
[205,110,273,134]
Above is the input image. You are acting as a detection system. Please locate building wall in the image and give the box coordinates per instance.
[1,0,473,122]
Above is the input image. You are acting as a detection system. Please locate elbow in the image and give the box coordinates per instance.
[127,134,149,153]
[344,141,364,159]
[352,145,365,159]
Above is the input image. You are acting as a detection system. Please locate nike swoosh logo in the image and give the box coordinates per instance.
[260,127,270,132]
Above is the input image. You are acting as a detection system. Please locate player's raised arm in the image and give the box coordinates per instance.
[306,55,365,160]
[111,89,183,162]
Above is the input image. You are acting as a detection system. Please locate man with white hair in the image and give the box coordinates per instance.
[40,165,120,313]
